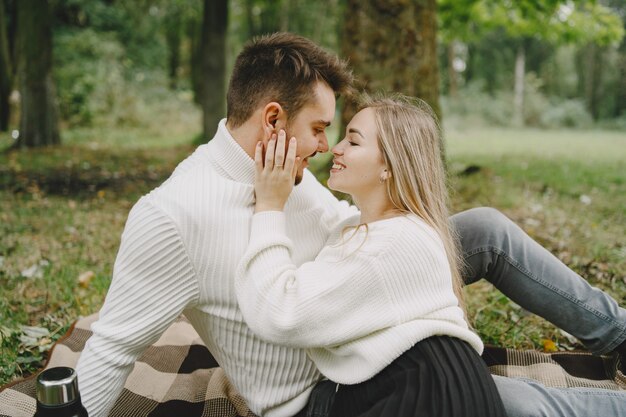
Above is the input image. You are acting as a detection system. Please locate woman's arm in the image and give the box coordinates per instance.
[236,210,395,348]
[237,134,396,347]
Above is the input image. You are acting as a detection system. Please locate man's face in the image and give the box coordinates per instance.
[284,81,336,184]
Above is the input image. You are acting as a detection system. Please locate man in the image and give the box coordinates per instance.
[76,33,626,417]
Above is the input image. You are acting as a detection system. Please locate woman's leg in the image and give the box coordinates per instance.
[451,207,626,355]
[493,375,626,417]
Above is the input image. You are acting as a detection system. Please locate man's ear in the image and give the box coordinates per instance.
[262,102,286,139]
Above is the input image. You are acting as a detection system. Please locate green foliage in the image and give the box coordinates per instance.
[53,0,168,68]
[53,28,127,126]
[53,25,203,130]
[540,98,593,128]
[440,0,624,46]
[443,82,514,126]
[228,0,343,51]
[443,77,595,128]
[564,3,625,46]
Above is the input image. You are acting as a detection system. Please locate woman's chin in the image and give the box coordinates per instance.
[327,180,347,194]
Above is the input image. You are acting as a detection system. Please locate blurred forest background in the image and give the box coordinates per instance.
[0,0,625,384]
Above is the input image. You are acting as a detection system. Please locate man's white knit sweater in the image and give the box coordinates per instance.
[75,120,359,417]
[236,213,483,384]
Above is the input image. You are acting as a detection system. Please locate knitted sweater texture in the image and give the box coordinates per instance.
[236,213,483,384]
[75,120,359,417]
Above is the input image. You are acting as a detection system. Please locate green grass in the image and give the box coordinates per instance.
[0,125,624,385]
[446,127,626,349]
[0,120,198,383]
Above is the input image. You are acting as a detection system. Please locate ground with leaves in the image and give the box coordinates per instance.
[0,126,624,385]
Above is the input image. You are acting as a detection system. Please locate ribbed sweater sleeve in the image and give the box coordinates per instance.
[236,211,397,348]
[76,197,200,417]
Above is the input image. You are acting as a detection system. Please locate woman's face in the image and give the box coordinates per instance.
[328,107,387,196]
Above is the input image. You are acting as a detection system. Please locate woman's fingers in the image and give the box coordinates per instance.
[254,141,264,174]
[274,130,286,168]
[264,133,276,170]
[260,131,297,178]
[284,136,297,174]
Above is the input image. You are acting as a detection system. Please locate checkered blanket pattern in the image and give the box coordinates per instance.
[1,314,624,417]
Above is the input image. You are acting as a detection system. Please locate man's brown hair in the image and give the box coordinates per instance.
[226,32,353,127]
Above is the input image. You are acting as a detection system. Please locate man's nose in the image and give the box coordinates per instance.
[317,136,329,153]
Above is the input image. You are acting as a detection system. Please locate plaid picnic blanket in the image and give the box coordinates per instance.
[1,313,624,417]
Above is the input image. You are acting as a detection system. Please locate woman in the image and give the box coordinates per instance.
[235,95,508,417]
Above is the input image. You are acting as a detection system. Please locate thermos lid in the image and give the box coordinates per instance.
[36,367,80,406]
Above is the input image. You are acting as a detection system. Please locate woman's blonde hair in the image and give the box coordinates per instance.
[361,94,467,315]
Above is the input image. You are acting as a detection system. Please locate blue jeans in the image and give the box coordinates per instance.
[452,207,626,355]
[493,375,626,417]
[452,207,626,416]
[303,207,626,417]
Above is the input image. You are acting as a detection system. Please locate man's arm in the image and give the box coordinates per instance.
[76,198,200,417]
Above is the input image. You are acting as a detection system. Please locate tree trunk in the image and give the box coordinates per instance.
[279,0,289,32]
[165,8,182,90]
[447,41,457,99]
[16,0,60,148]
[583,43,603,120]
[337,0,443,172]
[340,0,441,128]
[244,0,255,38]
[200,0,227,141]
[513,44,525,127]
[188,16,202,105]
[0,0,12,131]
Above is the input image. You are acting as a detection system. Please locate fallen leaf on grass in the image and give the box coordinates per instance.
[20,260,50,279]
[78,270,96,288]
[19,326,50,347]
[38,337,52,348]
[16,356,41,365]
[558,330,579,345]
[542,339,558,352]
[0,326,15,344]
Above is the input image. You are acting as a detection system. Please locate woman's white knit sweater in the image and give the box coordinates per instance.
[75,120,360,417]
[236,213,483,384]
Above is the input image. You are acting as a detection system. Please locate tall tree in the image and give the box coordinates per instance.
[341,0,441,127]
[0,0,13,131]
[165,5,183,90]
[15,0,60,147]
[199,0,227,140]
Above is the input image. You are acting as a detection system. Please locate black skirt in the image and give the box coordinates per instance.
[329,336,508,417]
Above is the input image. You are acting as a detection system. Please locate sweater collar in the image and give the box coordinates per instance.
[206,119,256,184]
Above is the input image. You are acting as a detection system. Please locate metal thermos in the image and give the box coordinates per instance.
[34,367,89,417]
